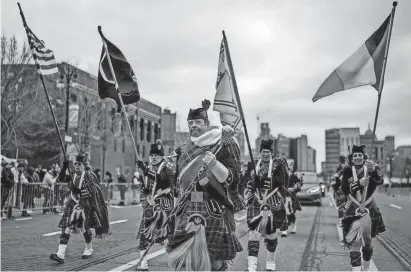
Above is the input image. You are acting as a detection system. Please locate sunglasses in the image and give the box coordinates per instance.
[74,162,82,166]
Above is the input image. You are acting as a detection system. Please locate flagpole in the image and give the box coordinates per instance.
[17,3,68,163]
[370,2,397,158]
[222,30,262,199]
[97,26,140,162]
[365,1,397,204]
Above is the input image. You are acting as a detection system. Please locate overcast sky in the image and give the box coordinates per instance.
[2,0,411,171]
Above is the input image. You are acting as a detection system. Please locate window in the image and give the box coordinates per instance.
[129,117,134,133]
[140,118,145,141]
[122,139,126,153]
[142,145,146,158]
[114,139,117,152]
[154,123,159,140]
[169,147,173,155]
[147,121,152,142]
[120,117,124,135]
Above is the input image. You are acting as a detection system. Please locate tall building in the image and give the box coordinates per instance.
[324,128,360,178]
[392,145,411,178]
[308,146,316,172]
[276,134,291,158]
[255,123,275,153]
[235,130,247,161]
[290,135,309,171]
[161,109,177,155]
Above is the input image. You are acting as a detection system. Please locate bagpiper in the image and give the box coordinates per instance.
[331,155,347,226]
[50,153,111,264]
[281,170,302,237]
[244,139,289,271]
[340,145,386,271]
[136,139,175,271]
[167,100,243,271]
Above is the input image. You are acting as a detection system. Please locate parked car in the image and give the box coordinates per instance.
[296,172,322,206]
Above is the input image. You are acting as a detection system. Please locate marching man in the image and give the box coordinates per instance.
[281,170,302,237]
[167,100,243,271]
[340,145,386,271]
[244,139,290,271]
[50,153,111,264]
[136,139,175,271]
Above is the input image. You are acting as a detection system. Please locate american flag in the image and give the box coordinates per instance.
[23,24,58,76]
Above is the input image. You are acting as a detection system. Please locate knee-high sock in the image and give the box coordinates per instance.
[59,232,70,245]
[83,229,93,244]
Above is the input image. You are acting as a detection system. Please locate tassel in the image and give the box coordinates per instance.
[168,221,211,271]
[249,204,274,235]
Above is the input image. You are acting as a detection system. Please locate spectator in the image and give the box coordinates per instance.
[131,171,142,204]
[52,164,62,212]
[42,165,57,214]
[23,167,36,216]
[1,161,15,219]
[93,169,101,183]
[116,169,127,206]
[17,162,30,217]
[104,171,113,203]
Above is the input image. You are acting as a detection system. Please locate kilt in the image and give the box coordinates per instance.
[341,197,386,245]
[247,193,288,233]
[171,199,242,261]
[58,197,104,232]
[137,194,174,250]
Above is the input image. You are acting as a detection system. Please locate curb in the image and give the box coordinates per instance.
[377,235,411,271]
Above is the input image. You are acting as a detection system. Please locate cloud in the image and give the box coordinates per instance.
[2,0,411,172]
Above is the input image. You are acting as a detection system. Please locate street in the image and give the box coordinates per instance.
[1,193,408,271]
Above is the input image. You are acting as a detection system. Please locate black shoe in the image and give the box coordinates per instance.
[21,212,30,217]
[136,268,148,271]
[50,253,64,264]
[81,254,92,259]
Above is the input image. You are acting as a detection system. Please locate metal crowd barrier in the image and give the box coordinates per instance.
[1,182,142,219]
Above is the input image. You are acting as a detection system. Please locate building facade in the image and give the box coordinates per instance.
[307,146,316,172]
[290,135,309,171]
[255,123,275,154]
[276,134,291,158]
[161,108,177,155]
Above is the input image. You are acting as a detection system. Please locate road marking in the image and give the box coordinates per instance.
[108,248,167,271]
[15,217,33,221]
[43,231,61,237]
[389,204,403,210]
[336,224,379,271]
[110,219,128,225]
[42,219,128,236]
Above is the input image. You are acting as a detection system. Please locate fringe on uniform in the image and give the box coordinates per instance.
[345,213,372,245]
[168,221,211,271]
[142,209,168,241]
[66,204,86,234]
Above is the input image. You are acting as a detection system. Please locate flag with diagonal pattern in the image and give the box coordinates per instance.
[22,23,58,76]
[213,40,242,129]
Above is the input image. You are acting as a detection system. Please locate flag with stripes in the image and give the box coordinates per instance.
[312,9,394,102]
[23,24,58,76]
[213,40,242,130]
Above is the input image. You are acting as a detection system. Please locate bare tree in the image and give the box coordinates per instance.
[77,97,107,154]
[1,34,40,157]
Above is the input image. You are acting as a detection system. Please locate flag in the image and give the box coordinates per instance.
[312,12,392,102]
[22,24,58,76]
[98,34,140,113]
[213,40,242,129]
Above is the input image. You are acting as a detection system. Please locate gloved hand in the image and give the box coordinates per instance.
[365,159,376,172]
[137,160,146,171]
[202,151,217,169]
[253,176,262,191]
[72,186,81,194]
[350,179,359,193]
[80,189,90,199]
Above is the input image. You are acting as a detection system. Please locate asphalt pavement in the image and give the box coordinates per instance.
[1,194,407,271]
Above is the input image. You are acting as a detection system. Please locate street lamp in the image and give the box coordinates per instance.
[57,65,77,153]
